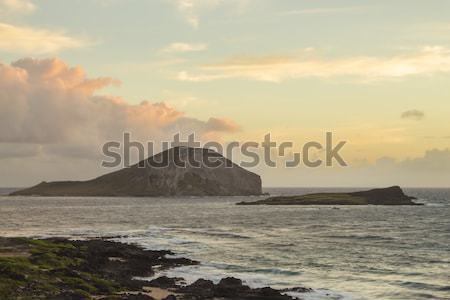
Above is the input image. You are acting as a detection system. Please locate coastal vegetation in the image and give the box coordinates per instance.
[237,186,422,206]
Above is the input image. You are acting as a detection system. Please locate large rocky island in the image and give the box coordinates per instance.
[237,186,422,206]
[11,147,262,197]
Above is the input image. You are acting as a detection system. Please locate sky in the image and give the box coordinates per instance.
[0,0,449,187]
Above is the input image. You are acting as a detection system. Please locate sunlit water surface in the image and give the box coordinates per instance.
[0,187,449,300]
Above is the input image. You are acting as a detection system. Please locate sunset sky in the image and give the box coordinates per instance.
[1,0,449,187]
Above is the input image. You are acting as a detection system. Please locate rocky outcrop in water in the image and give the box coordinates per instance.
[11,147,262,197]
[237,186,422,206]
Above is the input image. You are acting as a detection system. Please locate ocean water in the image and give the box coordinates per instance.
[0,187,449,300]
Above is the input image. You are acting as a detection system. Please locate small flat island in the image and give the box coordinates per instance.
[237,186,423,206]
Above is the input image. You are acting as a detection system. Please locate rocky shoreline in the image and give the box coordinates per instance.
[0,237,310,300]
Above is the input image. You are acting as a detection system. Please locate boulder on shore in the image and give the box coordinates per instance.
[11,147,262,197]
[237,186,422,206]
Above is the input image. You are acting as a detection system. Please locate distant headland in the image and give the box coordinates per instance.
[10,147,262,197]
[237,186,423,206]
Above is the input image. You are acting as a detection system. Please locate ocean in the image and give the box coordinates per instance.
[0,187,448,300]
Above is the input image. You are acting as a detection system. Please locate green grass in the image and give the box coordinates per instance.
[0,238,119,299]
[257,193,368,205]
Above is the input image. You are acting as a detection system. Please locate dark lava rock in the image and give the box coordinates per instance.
[0,238,196,299]
[179,277,294,300]
[148,276,184,289]
[0,238,309,300]
[282,287,313,293]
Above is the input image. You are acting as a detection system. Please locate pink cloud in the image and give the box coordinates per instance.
[0,57,239,158]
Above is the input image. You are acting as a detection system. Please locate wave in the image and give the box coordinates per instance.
[324,234,396,241]
[176,227,253,239]
[400,281,450,292]
[287,288,363,300]
[151,264,357,300]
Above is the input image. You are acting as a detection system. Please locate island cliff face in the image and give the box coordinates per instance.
[237,186,422,206]
[11,147,262,197]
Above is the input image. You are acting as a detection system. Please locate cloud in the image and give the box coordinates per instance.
[176,46,450,82]
[0,57,240,160]
[205,117,240,132]
[162,42,207,53]
[401,109,425,121]
[171,0,249,28]
[0,143,40,160]
[0,1,89,55]
[177,70,225,82]
[0,23,89,54]
[172,0,217,28]
[254,148,450,188]
[0,0,35,15]
[365,148,450,180]
[398,148,450,172]
[280,6,363,16]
